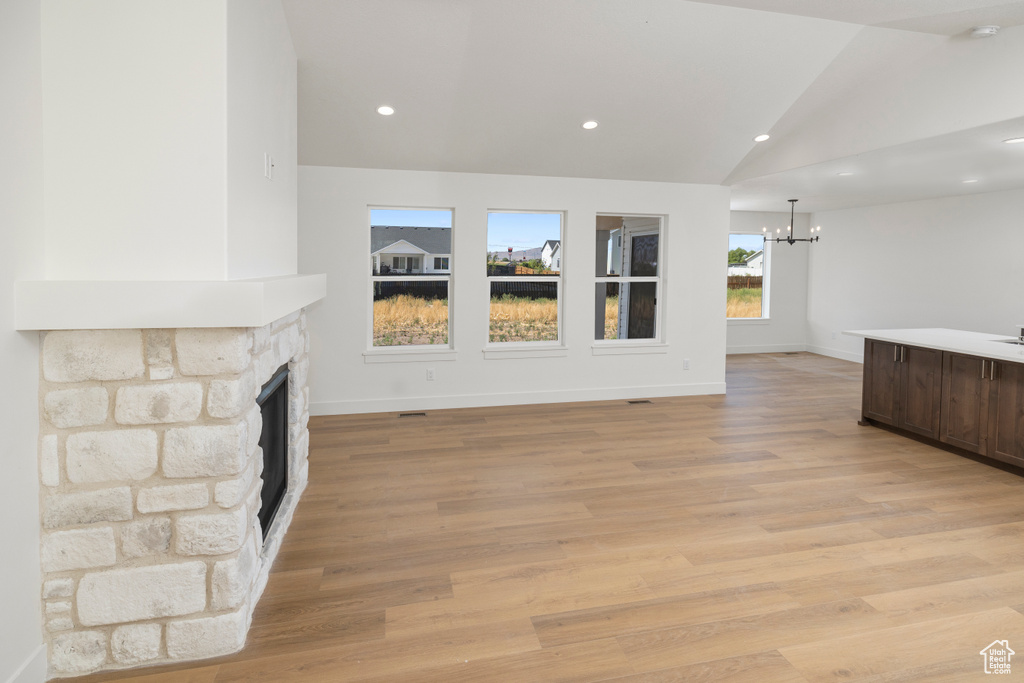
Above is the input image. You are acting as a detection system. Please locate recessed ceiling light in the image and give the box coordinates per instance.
[377,105,395,116]
[753,134,770,142]
[1004,137,1024,144]
[963,179,979,183]
[836,172,854,176]
[582,120,599,130]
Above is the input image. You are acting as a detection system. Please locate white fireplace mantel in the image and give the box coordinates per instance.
[14,274,326,331]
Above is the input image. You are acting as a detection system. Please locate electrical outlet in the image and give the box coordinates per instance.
[426,368,436,381]
[832,331,837,340]
[683,358,690,370]
[264,153,274,180]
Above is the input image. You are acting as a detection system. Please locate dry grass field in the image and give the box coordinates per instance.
[489,296,558,342]
[373,295,623,344]
[372,295,448,346]
[727,288,763,318]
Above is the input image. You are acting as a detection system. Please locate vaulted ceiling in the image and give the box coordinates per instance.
[281,0,1024,212]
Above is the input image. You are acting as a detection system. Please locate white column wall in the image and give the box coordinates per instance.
[1,1,46,681]
[40,0,298,282]
[726,211,809,354]
[806,188,1024,362]
[41,0,229,281]
[226,0,298,280]
[299,166,730,414]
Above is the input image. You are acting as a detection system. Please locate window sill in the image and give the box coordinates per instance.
[591,342,669,355]
[483,345,569,360]
[727,318,771,325]
[363,348,458,364]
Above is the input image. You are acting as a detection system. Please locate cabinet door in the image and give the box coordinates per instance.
[897,345,942,440]
[988,360,1024,467]
[862,339,899,426]
[939,352,989,454]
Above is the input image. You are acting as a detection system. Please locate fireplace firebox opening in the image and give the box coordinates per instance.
[257,364,289,539]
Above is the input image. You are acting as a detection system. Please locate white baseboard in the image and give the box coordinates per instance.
[806,344,863,363]
[726,343,807,355]
[5,644,46,683]
[310,382,727,416]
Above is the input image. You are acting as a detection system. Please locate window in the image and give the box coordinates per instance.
[595,216,662,340]
[370,208,452,347]
[486,211,563,344]
[727,234,769,319]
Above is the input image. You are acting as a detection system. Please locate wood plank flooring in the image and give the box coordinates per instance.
[72,353,1024,682]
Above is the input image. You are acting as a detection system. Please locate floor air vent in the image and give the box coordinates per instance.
[399,412,427,418]
[627,400,653,405]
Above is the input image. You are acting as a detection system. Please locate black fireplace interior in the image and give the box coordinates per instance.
[257,364,289,540]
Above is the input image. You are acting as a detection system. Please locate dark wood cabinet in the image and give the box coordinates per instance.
[939,352,989,454]
[861,339,941,439]
[862,339,899,425]
[863,339,1024,470]
[988,360,1024,468]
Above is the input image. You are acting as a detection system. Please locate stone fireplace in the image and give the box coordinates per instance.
[36,312,310,676]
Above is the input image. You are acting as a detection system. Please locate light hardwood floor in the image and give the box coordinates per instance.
[73,353,1024,682]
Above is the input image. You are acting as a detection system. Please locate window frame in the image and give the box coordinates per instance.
[726,233,771,321]
[593,214,665,347]
[485,210,565,351]
[367,206,454,353]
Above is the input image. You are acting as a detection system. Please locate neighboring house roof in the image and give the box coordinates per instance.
[542,239,560,252]
[745,250,763,264]
[371,226,451,255]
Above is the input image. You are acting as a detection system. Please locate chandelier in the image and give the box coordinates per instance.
[763,199,820,245]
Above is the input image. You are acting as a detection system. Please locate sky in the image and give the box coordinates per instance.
[486,212,561,252]
[729,233,764,253]
[370,208,452,227]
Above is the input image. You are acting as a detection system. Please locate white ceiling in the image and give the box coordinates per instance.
[281,0,1024,213]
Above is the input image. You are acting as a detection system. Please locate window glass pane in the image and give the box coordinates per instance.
[487,212,561,276]
[596,219,658,277]
[371,209,451,276]
[373,281,448,347]
[629,234,659,276]
[727,234,764,318]
[595,282,656,340]
[489,281,558,343]
[595,223,622,277]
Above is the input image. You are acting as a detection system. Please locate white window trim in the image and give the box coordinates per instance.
[594,214,666,345]
[368,206,455,351]
[363,348,459,363]
[727,233,770,321]
[485,210,565,351]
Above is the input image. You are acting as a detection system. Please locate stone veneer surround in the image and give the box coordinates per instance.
[37,311,310,677]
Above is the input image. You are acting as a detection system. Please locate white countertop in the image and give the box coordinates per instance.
[844,328,1024,364]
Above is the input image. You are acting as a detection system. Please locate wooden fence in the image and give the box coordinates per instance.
[490,281,557,300]
[727,276,763,290]
[373,279,558,301]
[373,280,448,301]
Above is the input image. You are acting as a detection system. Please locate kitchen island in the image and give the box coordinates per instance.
[845,328,1024,469]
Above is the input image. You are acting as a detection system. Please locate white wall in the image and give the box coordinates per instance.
[226,0,297,279]
[806,188,1024,362]
[0,1,46,680]
[299,166,730,414]
[41,0,228,280]
[727,211,809,354]
[40,0,298,282]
